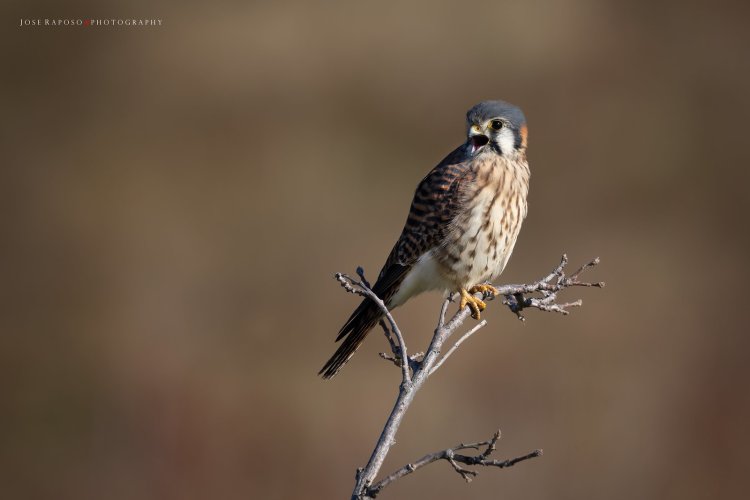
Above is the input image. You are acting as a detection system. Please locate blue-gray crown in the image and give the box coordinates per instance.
[466,100,526,129]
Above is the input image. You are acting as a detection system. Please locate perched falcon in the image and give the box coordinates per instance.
[320,100,530,379]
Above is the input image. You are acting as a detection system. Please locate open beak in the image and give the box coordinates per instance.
[469,125,489,153]
[469,134,489,153]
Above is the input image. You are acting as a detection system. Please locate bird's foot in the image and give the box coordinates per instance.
[468,284,499,298]
[460,288,487,320]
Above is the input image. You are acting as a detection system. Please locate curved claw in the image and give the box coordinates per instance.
[460,288,487,320]
[469,284,499,298]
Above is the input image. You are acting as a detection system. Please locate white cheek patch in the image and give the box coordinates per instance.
[497,127,515,155]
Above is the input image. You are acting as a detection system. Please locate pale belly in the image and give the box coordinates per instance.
[388,251,453,308]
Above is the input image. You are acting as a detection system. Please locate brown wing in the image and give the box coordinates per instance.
[380,145,473,276]
[319,145,473,379]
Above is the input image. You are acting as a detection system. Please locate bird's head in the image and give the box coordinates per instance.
[465,100,528,157]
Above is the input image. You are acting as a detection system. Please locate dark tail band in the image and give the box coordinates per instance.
[319,297,383,379]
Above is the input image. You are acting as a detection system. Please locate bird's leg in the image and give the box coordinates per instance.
[459,288,487,320]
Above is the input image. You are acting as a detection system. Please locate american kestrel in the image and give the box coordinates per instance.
[320,100,530,379]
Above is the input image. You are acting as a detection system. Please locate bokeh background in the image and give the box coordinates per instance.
[3,1,750,498]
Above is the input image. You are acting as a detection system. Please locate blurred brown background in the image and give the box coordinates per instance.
[2,0,750,498]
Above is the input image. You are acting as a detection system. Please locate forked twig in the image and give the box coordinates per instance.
[334,255,602,499]
[366,430,542,497]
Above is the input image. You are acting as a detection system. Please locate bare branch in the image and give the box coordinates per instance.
[338,255,602,499]
[490,254,604,321]
[379,320,400,362]
[378,320,423,373]
[366,430,542,497]
[437,297,451,330]
[570,256,601,281]
[429,319,487,376]
[378,351,424,372]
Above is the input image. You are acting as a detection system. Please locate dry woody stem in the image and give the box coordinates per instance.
[334,254,603,499]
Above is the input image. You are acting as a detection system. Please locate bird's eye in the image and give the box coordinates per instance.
[489,120,504,131]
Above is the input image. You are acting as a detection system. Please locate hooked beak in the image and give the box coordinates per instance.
[468,124,489,154]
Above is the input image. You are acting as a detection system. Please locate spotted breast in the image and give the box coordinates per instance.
[436,153,530,290]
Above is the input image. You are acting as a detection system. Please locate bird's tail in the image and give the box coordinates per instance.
[319,297,383,379]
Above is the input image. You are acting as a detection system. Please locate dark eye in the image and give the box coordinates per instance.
[489,120,504,131]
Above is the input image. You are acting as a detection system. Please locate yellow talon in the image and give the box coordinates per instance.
[460,288,487,320]
[469,284,499,297]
